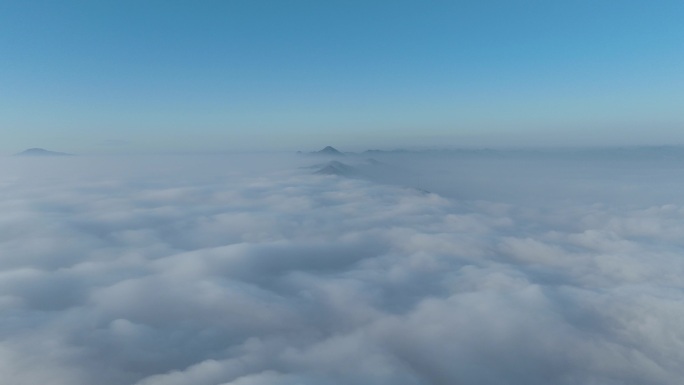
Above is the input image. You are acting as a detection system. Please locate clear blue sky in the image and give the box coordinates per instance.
[2,0,683,153]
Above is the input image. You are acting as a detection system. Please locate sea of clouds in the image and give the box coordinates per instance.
[2,150,684,384]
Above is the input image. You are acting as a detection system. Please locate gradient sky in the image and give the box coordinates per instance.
[2,0,683,154]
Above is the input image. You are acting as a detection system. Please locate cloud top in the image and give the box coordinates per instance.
[2,153,684,384]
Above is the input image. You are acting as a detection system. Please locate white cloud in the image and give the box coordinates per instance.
[2,152,684,384]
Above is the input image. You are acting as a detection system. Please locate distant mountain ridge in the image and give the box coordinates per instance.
[306,146,345,156]
[16,148,72,156]
[314,160,359,176]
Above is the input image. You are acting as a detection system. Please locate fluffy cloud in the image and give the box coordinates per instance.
[2,153,684,384]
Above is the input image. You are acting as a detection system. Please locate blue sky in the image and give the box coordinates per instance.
[1,0,683,153]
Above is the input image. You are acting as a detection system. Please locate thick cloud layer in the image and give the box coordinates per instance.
[2,152,684,384]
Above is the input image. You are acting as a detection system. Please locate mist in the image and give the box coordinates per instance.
[2,149,684,384]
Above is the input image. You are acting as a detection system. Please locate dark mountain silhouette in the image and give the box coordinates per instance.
[312,146,344,156]
[314,161,359,177]
[15,148,72,156]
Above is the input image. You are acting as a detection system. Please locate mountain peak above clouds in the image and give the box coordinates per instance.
[15,148,73,156]
[313,146,344,156]
[314,161,359,176]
